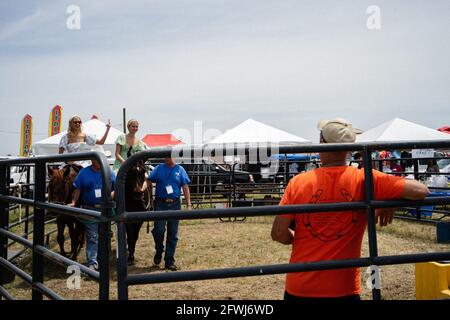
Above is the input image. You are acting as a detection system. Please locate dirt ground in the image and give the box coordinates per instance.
[4,216,450,300]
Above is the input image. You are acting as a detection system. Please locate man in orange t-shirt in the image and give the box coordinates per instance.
[271,118,429,300]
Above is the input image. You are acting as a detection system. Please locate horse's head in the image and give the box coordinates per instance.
[48,165,79,204]
[125,161,147,193]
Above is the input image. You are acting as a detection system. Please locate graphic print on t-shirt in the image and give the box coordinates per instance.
[302,188,359,242]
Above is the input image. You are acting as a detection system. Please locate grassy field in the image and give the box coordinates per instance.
[3,212,450,300]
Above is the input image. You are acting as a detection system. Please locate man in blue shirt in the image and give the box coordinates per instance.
[69,157,116,270]
[147,157,191,271]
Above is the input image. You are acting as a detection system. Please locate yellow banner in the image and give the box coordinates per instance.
[49,105,63,136]
[20,114,33,157]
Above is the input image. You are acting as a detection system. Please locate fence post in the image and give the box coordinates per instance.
[24,165,31,239]
[98,162,112,301]
[363,147,382,300]
[32,162,46,300]
[0,165,8,291]
[413,159,419,180]
[98,216,111,300]
[117,221,128,300]
[116,165,129,301]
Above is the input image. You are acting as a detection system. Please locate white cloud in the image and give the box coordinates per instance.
[0,8,45,41]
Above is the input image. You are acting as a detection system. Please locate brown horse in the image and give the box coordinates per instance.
[125,160,152,265]
[47,165,85,260]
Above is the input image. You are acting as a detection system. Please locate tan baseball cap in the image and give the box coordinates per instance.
[317,118,358,143]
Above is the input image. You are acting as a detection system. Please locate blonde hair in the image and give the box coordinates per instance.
[127,119,139,130]
[67,115,82,137]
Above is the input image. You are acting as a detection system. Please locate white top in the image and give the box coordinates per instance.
[59,133,97,167]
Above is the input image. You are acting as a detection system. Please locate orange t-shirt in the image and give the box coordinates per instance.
[280,166,405,298]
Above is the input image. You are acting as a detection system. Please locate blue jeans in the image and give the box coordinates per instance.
[152,199,181,266]
[83,222,99,267]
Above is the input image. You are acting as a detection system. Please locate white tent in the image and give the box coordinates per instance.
[206,119,311,145]
[32,119,124,157]
[356,118,450,142]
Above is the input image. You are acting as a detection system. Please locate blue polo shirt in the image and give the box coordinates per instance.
[148,164,190,199]
[73,166,116,205]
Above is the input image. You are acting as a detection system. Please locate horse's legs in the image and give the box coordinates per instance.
[125,223,133,256]
[76,220,85,251]
[67,218,77,260]
[70,219,85,261]
[126,222,143,263]
[56,216,67,257]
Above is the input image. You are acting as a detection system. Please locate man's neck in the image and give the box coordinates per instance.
[319,151,349,168]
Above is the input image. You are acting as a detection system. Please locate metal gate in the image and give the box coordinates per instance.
[114,140,450,300]
[0,152,113,300]
[1,141,450,300]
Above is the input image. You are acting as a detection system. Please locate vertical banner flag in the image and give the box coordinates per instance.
[20,114,33,157]
[49,105,63,136]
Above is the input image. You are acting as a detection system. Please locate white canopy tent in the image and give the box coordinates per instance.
[204,119,311,165]
[32,119,124,157]
[356,118,450,142]
[205,119,311,146]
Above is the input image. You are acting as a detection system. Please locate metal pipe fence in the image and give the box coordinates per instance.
[0,152,113,300]
[114,140,450,300]
[1,141,449,300]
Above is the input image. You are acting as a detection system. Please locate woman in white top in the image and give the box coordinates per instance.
[59,116,111,168]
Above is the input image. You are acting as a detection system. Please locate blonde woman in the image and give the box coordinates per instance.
[59,115,111,155]
[113,119,147,173]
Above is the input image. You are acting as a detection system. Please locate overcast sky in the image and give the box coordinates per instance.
[1,0,449,155]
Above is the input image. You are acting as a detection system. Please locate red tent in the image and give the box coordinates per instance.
[142,134,183,147]
[438,126,450,134]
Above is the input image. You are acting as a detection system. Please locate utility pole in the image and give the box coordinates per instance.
[122,107,126,133]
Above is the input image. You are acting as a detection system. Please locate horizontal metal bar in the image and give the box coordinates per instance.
[126,251,450,286]
[8,204,20,211]
[121,202,369,222]
[7,247,29,263]
[370,197,450,209]
[402,207,450,214]
[0,151,108,166]
[0,228,33,249]
[127,257,372,285]
[32,282,64,300]
[0,286,16,300]
[7,227,57,249]
[0,195,105,222]
[0,195,34,206]
[121,195,450,222]
[152,140,450,158]
[34,245,99,280]
[8,214,35,229]
[373,252,450,265]
[0,257,32,284]
[7,182,35,189]
[35,202,106,222]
